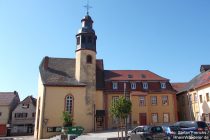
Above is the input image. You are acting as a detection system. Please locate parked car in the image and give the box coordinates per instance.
[128,125,167,140]
[144,126,168,140]
[174,121,209,139]
[162,125,181,140]
[127,125,151,137]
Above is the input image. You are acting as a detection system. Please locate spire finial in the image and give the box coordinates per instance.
[84,0,92,15]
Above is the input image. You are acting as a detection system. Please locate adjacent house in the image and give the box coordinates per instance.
[11,96,36,136]
[171,83,188,121]
[0,91,20,136]
[104,70,178,129]
[177,65,210,121]
[34,13,178,139]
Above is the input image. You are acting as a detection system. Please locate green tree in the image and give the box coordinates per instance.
[62,111,73,127]
[110,96,132,140]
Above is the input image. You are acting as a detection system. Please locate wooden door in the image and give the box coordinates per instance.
[139,113,147,125]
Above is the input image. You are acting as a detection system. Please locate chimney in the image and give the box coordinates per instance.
[14,91,18,95]
[44,56,49,70]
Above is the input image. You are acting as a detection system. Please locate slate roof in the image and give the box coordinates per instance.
[171,83,188,92]
[104,70,169,81]
[178,70,210,93]
[39,56,104,89]
[0,91,19,106]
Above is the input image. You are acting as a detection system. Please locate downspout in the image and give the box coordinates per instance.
[194,88,200,120]
[187,91,192,121]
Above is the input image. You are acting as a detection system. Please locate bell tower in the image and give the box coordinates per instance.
[75,14,97,83]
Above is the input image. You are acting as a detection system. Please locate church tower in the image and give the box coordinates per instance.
[75,12,97,131]
[75,14,97,84]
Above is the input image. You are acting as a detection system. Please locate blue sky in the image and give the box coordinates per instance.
[0,0,210,100]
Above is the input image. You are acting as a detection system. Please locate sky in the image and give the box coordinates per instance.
[0,0,210,100]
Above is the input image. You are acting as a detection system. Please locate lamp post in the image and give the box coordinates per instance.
[124,82,127,139]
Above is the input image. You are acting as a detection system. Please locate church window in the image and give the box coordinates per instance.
[65,95,73,114]
[77,37,80,45]
[86,55,92,64]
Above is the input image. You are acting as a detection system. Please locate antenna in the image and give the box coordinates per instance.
[84,0,92,15]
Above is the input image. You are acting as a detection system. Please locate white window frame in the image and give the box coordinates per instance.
[139,96,146,106]
[162,96,168,105]
[131,82,136,90]
[152,113,158,123]
[163,113,169,123]
[194,93,198,102]
[143,82,148,89]
[65,95,73,114]
[161,82,166,89]
[151,96,157,105]
[112,82,118,90]
[112,96,119,104]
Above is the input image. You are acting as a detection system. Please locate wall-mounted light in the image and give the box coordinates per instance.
[43,118,48,126]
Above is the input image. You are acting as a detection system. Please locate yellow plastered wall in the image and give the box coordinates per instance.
[0,106,9,124]
[34,75,45,140]
[106,92,176,129]
[40,86,94,139]
[133,93,176,125]
[95,90,104,110]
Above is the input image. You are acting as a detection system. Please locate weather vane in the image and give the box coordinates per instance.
[84,0,92,15]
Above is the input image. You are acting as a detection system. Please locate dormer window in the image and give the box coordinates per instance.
[128,74,133,78]
[143,82,148,89]
[86,55,92,64]
[131,82,136,90]
[141,74,146,79]
[112,82,118,90]
[161,82,166,89]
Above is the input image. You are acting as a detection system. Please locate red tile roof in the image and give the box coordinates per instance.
[0,92,19,106]
[171,83,188,92]
[104,70,169,81]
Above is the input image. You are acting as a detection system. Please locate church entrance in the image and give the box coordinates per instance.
[95,110,105,130]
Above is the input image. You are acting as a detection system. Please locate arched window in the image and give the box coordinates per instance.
[65,95,73,114]
[86,55,92,64]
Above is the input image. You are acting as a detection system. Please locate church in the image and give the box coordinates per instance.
[34,12,177,139]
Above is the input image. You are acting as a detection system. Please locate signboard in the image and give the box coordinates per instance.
[47,127,62,132]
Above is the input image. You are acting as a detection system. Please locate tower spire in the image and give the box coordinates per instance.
[84,0,92,15]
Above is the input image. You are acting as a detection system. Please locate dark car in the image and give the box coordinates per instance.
[162,125,181,140]
[144,126,168,140]
[174,121,209,139]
